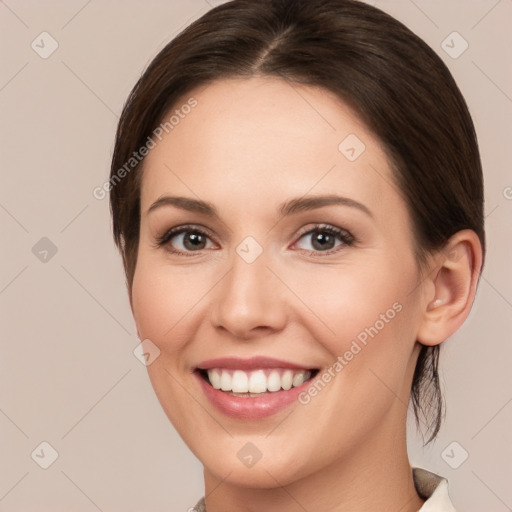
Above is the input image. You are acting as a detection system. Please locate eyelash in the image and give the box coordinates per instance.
[154,225,216,258]
[154,223,355,257]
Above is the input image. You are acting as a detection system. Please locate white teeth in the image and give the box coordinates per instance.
[232,370,249,393]
[292,372,305,387]
[267,370,281,392]
[209,369,221,389]
[281,370,293,390]
[248,370,267,393]
[205,368,312,394]
[220,371,231,391]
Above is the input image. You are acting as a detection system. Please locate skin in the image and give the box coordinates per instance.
[130,77,482,512]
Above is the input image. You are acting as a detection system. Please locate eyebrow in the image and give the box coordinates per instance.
[146,194,373,218]
[279,195,372,218]
[147,195,219,217]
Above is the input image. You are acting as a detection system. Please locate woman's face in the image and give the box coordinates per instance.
[131,77,429,487]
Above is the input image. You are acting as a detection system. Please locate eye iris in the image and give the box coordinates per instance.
[312,230,335,250]
[184,232,206,250]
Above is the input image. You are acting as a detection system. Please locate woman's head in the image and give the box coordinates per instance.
[110,0,484,484]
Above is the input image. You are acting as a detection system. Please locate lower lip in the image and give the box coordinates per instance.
[194,371,313,420]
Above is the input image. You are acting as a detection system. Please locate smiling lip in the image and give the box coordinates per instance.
[194,356,317,420]
[195,356,312,371]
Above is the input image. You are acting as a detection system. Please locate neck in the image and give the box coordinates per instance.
[203,409,425,512]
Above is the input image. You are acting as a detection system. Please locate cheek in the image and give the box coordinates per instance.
[131,260,202,352]
[130,259,209,428]
[284,258,416,354]
[284,255,421,413]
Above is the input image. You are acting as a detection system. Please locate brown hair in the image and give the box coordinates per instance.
[109,0,485,443]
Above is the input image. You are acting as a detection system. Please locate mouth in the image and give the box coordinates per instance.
[192,357,320,419]
[195,367,319,397]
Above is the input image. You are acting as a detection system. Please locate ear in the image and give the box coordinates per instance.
[417,229,483,346]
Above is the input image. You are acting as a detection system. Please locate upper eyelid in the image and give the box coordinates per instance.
[295,223,351,237]
[160,224,215,238]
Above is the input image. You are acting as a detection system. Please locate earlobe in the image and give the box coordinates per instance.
[417,230,483,346]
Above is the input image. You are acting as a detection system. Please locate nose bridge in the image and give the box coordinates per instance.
[211,238,286,337]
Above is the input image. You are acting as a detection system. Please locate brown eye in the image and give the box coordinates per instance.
[310,230,337,251]
[294,225,354,254]
[156,226,216,255]
[182,231,208,250]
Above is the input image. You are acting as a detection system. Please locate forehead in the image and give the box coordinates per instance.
[139,77,401,219]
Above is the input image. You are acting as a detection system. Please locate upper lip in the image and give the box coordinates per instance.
[195,356,315,371]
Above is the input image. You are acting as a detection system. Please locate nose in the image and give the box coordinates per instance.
[210,248,288,340]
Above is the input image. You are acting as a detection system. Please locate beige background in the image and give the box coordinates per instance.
[0,0,511,510]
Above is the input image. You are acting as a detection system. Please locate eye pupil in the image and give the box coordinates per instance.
[312,231,335,250]
[184,232,206,250]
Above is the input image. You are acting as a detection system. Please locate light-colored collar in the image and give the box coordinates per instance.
[414,467,456,511]
[192,467,456,511]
